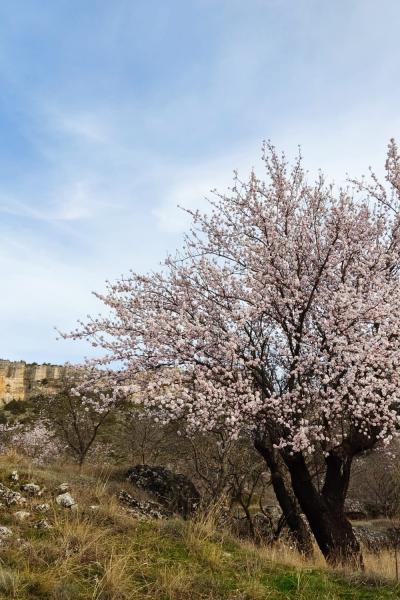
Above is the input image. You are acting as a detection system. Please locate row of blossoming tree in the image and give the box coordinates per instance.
[65,140,400,567]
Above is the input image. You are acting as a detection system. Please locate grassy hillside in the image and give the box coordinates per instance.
[0,455,398,600]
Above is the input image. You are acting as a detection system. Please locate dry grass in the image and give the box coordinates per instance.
[0,454,398,599]
[363,548,400,582]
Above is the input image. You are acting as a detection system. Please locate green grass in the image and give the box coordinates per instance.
[0,457,398,599]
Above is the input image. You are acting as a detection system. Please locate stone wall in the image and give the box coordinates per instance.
[0,360,66,405]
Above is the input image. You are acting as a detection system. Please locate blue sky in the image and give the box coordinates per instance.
[1,0,400,363]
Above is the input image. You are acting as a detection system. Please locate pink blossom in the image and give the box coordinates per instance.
[64,140,400,455]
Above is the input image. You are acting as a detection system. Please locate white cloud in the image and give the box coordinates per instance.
[152,145,262,233]
[152,102,400,236]
[53,111,110,144]
[51,180,104,222]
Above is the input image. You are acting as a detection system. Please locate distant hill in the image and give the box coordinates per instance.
[0,359,67,405]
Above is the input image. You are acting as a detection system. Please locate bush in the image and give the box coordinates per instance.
[5,400,28,415]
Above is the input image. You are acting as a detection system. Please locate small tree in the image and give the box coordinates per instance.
[34,382,115,467]
[350,449,400,518]
[66,141,400,566]
[114,410,184,465]
[10,422,64,464]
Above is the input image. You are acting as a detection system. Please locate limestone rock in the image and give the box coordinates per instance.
[354,524,400,551]
[126,464,200,518]
[35,503,50,513]
[13,511,31,522]
[57,483,69,494]
[0,359,67,405]
[262,505,283,526]
[34,519,52,529]
[21,483,41,497]
[344,498,368,520]
[0,526,13,543]
[237,513,276,542]
[10,470,19,483]
[56,493,76,508]
[118,491,171,520]
[0,483,26,506]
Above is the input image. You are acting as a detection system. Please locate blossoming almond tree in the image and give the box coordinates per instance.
[66,141,400,566]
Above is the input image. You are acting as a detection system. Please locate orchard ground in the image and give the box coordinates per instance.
[0,453,398,600]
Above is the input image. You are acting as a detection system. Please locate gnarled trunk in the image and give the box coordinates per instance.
[254,438,313,557]
[284,451,363,568]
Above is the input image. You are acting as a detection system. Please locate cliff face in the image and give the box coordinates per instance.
[0,359,66,405]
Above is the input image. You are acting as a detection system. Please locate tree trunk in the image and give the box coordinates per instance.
[254,438,314,557]
[284,451,363,568]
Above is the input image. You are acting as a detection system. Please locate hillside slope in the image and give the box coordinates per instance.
[0,456,398,600]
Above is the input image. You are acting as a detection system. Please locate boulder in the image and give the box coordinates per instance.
[57,483,69,494]
[10,470,19,483]
[262,505,284,527]
[56,493,76,509]
[35,503,50,513]
[126,465,200,518]
[233,512,275,543]
[344,498,368,520]
[13,511,31,522]
[21,483,42,497]
[0,483,26,506]
[34,519,52,530]
[354,525,400,551]
[118,490,171,520]
[0,526,13,543]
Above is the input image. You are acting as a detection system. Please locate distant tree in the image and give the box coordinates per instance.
[66,141,400,566]
[34,381,115,467]
[350,449,400,518]
[11,422,63,464]
[114,409,183,465]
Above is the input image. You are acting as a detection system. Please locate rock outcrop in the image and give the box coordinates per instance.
[126,465,200,518]
[354,524,400,551]
[344,498,368,520]
[0,483,26,507]
[56,493,77,509]
[118,491,171,519]
[0,359,67,405]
